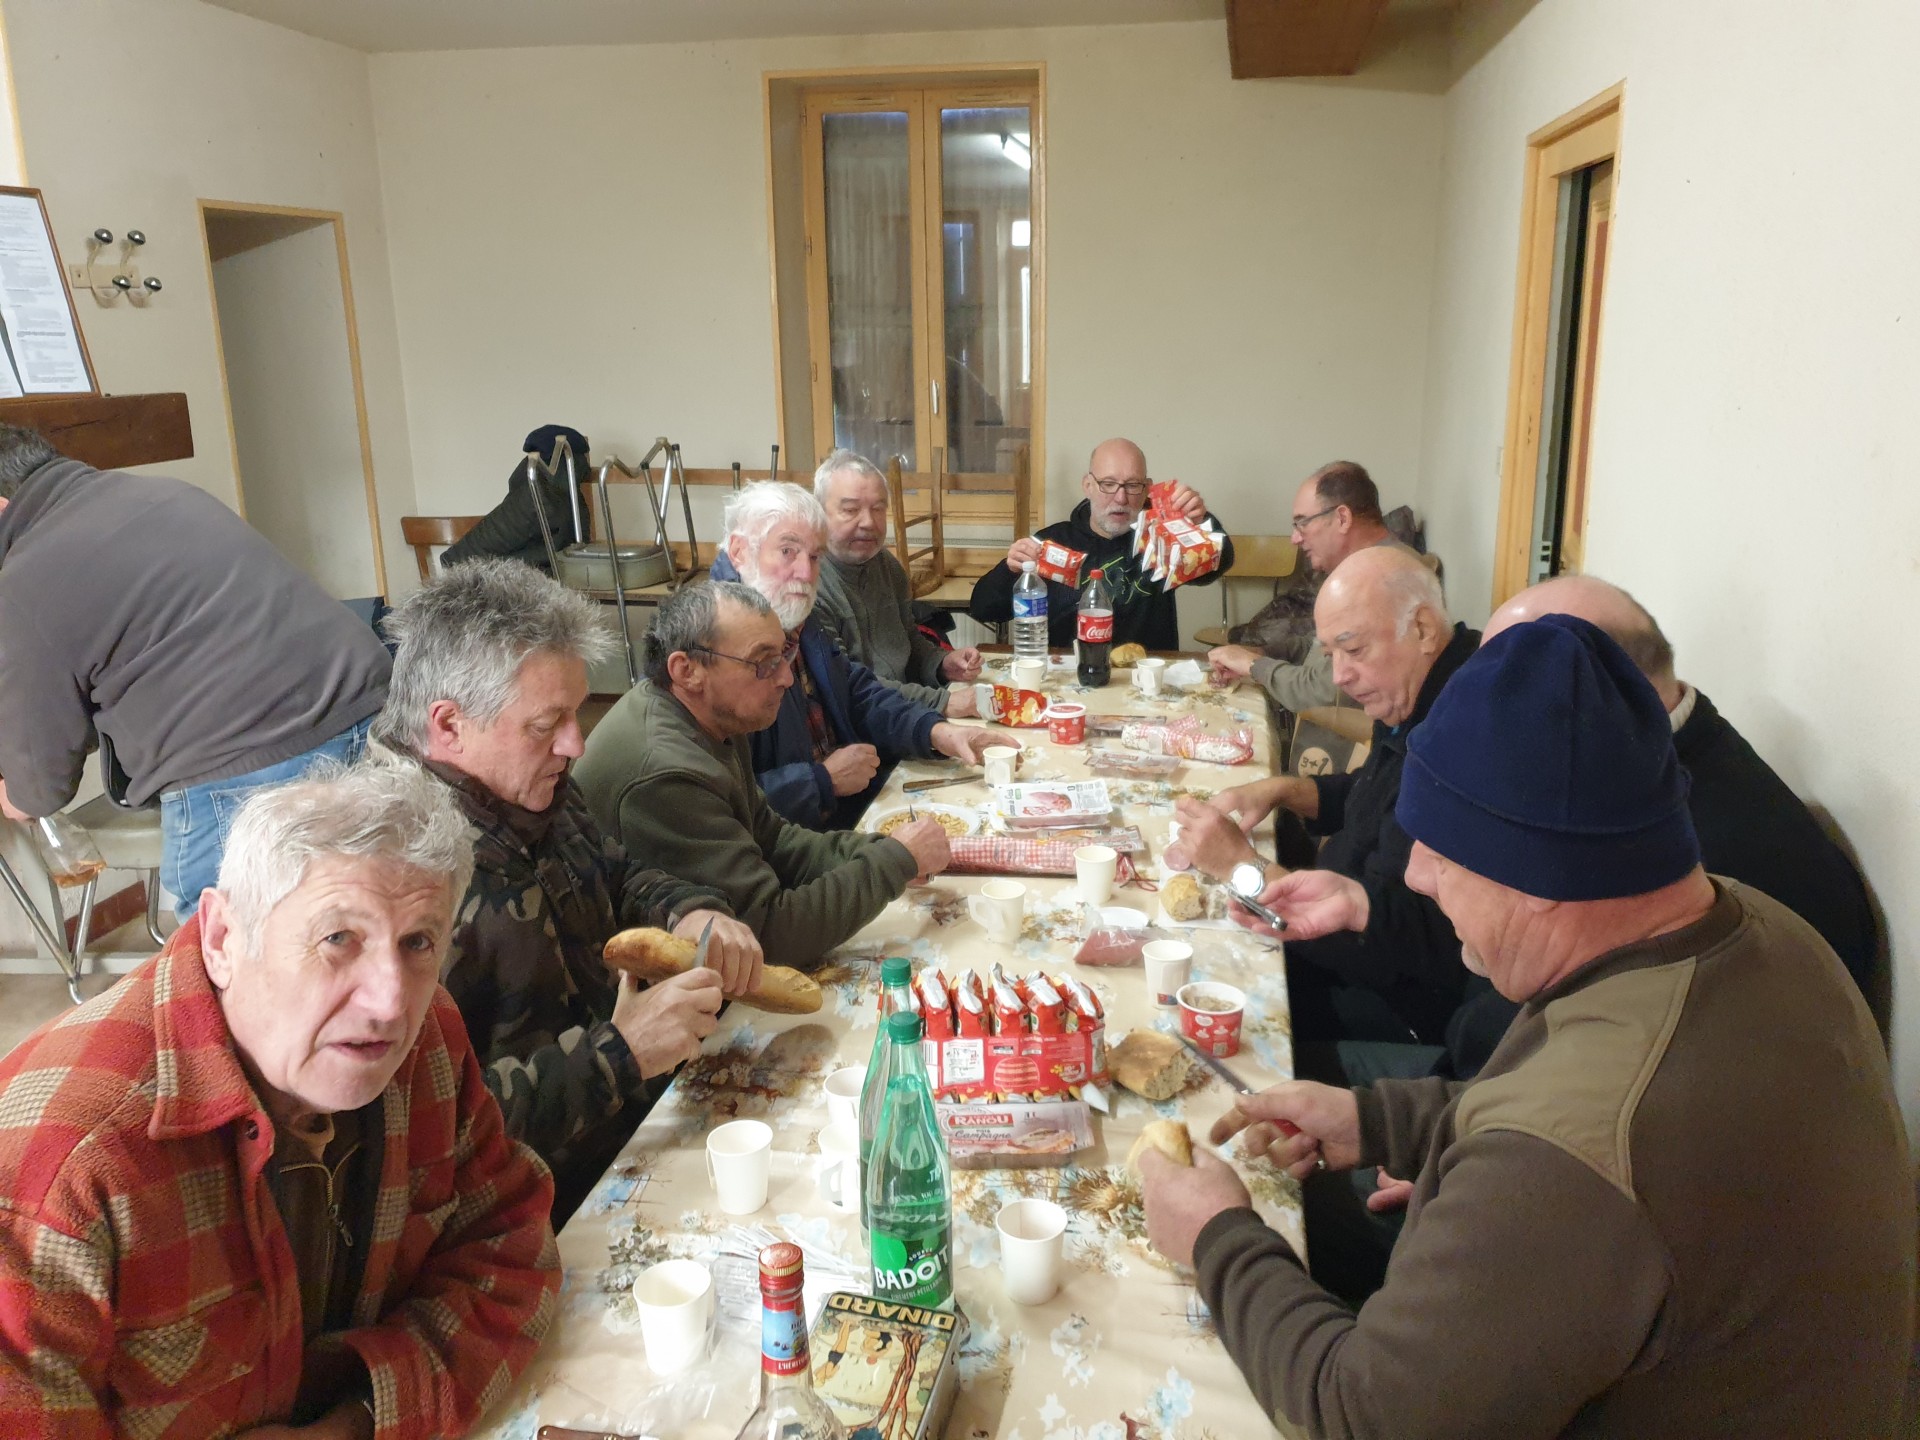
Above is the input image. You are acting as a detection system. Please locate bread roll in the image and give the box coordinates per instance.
[603,927,823,1015]
[1108,1030,1191,1101]
[1161,872,1206,921]
[1127,1119,1194,1172]
[1112,642,1148,667]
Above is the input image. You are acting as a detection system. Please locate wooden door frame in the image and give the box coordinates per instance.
[1490,83,1623,608]
[197,199,387,592]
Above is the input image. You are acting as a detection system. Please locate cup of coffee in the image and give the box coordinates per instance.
[1177,980,1246,1057]
[1074,844,1118,905]
[984,744,1020,788]
[816,1121,861,1214]
[1013,656,1047,691]
[967,878,1028,942]
[1046,702,1087,745]
[1143,939,1194,1007]
[705,1118,774,1215]
[632,1259,716,1374]
[996,1198,1068,1306]
[1133,657,1167,695]
[822,1065,865,1130]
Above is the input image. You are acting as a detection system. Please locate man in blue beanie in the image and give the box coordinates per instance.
[1138,615,1914,1438]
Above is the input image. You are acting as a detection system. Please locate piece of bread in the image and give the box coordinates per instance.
[1108,1030,1191,1101]
[1161,871,1206,921]
[1127,1119,1194,1172]
[1112,642,1148,667]
[603,927,823,1015]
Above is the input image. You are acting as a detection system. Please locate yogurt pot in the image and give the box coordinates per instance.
[1047,702,1087,745]
[1177,980,1246,1057]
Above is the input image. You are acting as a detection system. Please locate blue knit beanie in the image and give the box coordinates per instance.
[1395,613,1699,901]
[523,424,590,462]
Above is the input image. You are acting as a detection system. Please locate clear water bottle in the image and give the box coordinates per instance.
[1012,559,1049,661]
[1077,567,1113,687]
[732,1242,847,1440]
[857,957,915,1240]
[866,1011,953,1309]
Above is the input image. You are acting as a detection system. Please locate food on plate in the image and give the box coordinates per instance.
[1111,642,1147,667]
[603,927,823,1015]
[1127,1118,1195,1172]
[1184,992,1241,1014]
[876,808,972,839]
[1162,871,1207,921]
[1108,1030,1192,1101]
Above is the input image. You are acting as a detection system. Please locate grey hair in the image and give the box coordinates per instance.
[215,752,475,947]
[0,425,62,500]
[811,448,886,501]
[721,480,826,551]
[376,558,614,749]
[640,580,774,688]
[1388,560,1448,637]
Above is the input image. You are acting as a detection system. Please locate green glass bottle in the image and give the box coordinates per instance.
[865,1011,953,1309]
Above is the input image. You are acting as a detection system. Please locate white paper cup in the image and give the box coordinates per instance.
[816,1121,862,1214]
[967,879,1027,942]
[1133,657,1167,695]
[632,1258,715,1374]
[1143,939,1194,1008]
[1013,656,1047,691]
[705,1119,773,1215]
[1074,844,1118,906]
[984,745,1020,788]
[823,1066,866,1130]
[997,1198,1068,1306]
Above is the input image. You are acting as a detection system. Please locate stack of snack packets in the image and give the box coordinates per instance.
[1130,481,1225,590]
[914,964,1106,1168]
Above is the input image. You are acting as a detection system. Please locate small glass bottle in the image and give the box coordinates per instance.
[732,1242,846,1440]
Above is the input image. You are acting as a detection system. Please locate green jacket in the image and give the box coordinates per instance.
[815,549,950,711]
[425,759,729,1193]
[574,680,919,969]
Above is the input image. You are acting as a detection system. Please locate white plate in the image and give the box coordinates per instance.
[866,803,981,838]
[1098,906,1151,930]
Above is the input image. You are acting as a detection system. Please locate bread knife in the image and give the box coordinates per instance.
[1179,1035,1255,1094]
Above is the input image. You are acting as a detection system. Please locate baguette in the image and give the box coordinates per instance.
[1127,1119,1194,1173]
[1107,1030,1191,1101]
[603,927,823,1015]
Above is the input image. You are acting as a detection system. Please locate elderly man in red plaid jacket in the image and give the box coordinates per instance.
[0,756,559,1440]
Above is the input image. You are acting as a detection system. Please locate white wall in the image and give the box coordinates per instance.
[3,0,417,596]
[369,22,1445,644]
[213,224,379,597]
[1418,0,1920,1139]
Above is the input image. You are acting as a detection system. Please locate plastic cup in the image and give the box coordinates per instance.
[1177,980,1246,1057]
[1133,657,1167,695]
[984,745,1020,788]
[1013,656,1047,691]
[705,1119,773,1215]
[1143,939,1194,1008]
[632,1258,715,1374]
[823,1066,866,1130]
[997,1198,1068,1305]
[967,879,1027,942]
[816,1121,861,1214]
[1074,844,1118,906]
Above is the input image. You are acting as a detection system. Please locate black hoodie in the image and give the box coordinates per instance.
[967,498,1235,651]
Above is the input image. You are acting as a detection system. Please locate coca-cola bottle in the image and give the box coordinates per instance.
[1076,567,1113,686]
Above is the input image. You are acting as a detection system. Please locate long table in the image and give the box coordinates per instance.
[471,660,1301,1440]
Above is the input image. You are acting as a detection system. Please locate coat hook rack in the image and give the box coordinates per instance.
[72,228,163,307]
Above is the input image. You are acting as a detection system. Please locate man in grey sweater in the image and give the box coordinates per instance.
[1141,615,1913,1438]
[810,450,980,715]
[0,426,390,918]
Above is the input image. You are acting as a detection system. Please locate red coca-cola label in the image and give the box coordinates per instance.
[1077,609,1113,644]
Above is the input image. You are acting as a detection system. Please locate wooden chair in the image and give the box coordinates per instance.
[401,515,484,581]
[886,452,946,597]
[1193,533,1299,647]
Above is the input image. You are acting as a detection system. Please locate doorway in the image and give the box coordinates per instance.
[200,201,385,598]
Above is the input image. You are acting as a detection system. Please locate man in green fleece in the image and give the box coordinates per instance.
[576,581,955,969]
[811,450,981,715]
[1139,615,1914,1438]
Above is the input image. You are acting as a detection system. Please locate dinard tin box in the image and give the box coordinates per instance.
[808,1291,964,1440]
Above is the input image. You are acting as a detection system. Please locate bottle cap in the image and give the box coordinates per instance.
[1090,567,1104,578]
[758,1241,804,1294]
[882,956,911,986]
[886,1010,924,1044]
[1022,559,1037,572]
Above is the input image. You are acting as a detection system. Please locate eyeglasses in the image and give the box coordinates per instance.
[1087,475,1150,498]
[692,639,798,681]
[1291,505,1340,534]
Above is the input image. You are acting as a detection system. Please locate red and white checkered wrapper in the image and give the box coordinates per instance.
[948,828,1144,878]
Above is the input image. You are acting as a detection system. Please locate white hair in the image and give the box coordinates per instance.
[722,480,827,552]
[376,558,614,749]
[811,449,886,501]
[215,752,475,949]
[1387,560,1448,637]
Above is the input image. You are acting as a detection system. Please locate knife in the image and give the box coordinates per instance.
[693,915,714,969]
[1180,1035,1255,1094]
[901,774,977,794]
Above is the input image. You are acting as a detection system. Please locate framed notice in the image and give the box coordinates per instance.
[0,186,97,398]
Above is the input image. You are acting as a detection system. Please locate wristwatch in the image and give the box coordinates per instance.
[1229,861,1288,932]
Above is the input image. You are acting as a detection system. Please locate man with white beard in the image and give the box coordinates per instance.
[711,482,1004,829]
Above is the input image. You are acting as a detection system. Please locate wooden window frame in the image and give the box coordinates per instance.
[1491,83,1623,608]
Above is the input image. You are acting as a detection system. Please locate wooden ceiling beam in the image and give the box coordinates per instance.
[1225,0,1393,78]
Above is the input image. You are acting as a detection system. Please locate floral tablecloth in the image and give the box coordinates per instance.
[472,663,1302,1440]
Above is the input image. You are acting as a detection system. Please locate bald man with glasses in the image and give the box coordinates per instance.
[969,437,1235,652]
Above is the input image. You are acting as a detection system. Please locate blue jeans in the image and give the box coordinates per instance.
[159,717,374,921]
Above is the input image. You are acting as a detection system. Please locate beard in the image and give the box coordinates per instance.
[739,557,817,631]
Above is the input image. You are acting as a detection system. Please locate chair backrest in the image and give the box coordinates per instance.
[887,452,947,596]
[926,443,1031,581]
[1227,534,1299,580]
[400,515,483,580]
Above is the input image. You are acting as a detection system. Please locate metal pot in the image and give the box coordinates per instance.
[555,542,673,591]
